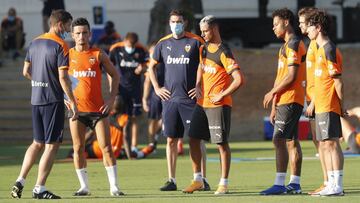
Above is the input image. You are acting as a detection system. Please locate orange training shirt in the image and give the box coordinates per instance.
[68,47,104,113]
[275,36,306,106]
[197,43,240,108]
[314,41,343,115]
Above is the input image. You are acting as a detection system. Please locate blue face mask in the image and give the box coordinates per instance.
[170,23,184,35]
[8,16,15,22]
[125,46,135,54]
[60,31,70,40]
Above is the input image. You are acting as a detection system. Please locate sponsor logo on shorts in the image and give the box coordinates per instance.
[186,120,191,124]
[209,125,221,130]
[319,121,326,125]
[315,68,322,77]
[278,60,284,69]
[275,120,285,124]
[31,80,48,87]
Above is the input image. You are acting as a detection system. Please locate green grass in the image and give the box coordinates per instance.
[1,141,359,202]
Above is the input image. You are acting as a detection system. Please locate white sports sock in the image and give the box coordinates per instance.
[327,171,335,186]
[219,178,228,186]
[105,165,119,191]
[16,177,25,186]
[193,172,202,182]
[33,185,46,193]
[76,168,89,191]
[289,175,301,184]
[169,177,176,184]
[274,172,286,186]
[333,170,343,188]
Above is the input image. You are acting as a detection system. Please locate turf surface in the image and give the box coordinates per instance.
[0,141,359,202]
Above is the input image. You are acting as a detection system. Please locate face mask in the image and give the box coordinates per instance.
[125,46,135,54]
[60,31,70,40]
[59,25,70,40]
[8,16,15,22]
[170,23,184,35]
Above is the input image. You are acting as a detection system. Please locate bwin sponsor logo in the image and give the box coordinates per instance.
[166,55,190,64]
[202,65,216,74]
[120,59,139,68]
[73,68,96,78]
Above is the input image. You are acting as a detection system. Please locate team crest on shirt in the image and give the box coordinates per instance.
[89,57,96,65]
[185,44,191,52]
[134,53,139,59]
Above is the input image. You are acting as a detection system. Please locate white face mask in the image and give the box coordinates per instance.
[125,46,135,54]
[170,22,184,35]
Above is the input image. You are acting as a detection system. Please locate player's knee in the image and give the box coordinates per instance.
[72,143,85,154]
[31,141,45,150]
[101,145,112,156]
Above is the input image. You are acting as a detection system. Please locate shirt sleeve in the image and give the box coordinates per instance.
[220,46,240,74]
[324,46,342,77]
[57,45,69,70]
[152,42,162,64]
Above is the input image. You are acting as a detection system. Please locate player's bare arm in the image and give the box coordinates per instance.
[333,76,344,116]
[59,68,78,120]
[263,65,297,108]
[142,73,151,112]
[209,69,243,104]
[148,59,170,101]
[22,61,32,80]
[188,64,203,100]
[100,50,120,114]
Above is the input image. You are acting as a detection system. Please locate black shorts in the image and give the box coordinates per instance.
[273,103,303,140]
[32,102,65,143]
[162,101,195,138]
[119,86,142,116]
[189,105,231,144]
[68,112,107,130]
[148,92,162,120]
[315,112,342,141]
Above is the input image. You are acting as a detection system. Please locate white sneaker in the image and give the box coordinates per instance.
[319,185,344,196]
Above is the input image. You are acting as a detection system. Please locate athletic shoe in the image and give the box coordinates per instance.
[203,179,211,191]
[285,183,302,194]
[260,185,286,195]
[308,184,326,195]
[160,180,177,191]
[111,190,125,196]
[73,190,91,196]
[319,185,344,196]
[11,181,23,198]
[214,185,229,195]
[182,180,204,193]
[32,191,61,199]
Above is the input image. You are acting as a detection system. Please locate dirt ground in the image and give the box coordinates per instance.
[230,47,360,141]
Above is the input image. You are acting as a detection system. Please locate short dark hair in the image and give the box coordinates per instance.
[125,32,138,44]
[49,9,73,26]
[272,8,295,27]
[71,17,90,30]
[169,9,186,20]
[308,10,332,36]
[298,7,317,23]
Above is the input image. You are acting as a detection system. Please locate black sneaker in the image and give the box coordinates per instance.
[32,191,61,199]
[73,190,91,196]
[160,180,177,191]
[203,179,211,191]
[11,181,24,198]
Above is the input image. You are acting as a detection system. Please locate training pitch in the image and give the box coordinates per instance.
[0,141,359,202]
